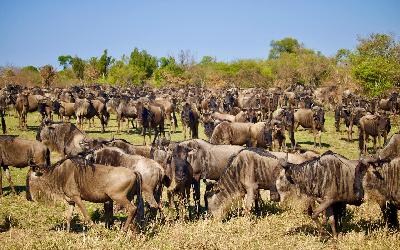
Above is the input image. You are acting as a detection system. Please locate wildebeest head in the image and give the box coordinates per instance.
[360,157,388,204]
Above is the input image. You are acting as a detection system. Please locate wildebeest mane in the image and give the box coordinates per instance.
[0,135,18,141]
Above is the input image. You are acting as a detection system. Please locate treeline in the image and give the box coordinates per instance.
[1,33,399,96]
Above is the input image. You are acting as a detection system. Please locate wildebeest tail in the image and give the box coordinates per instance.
[133,171,145,226]
[358,129,364,153]
[1,112,6,134]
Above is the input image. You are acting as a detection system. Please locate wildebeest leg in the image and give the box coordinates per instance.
[114,197,137,232]
[104,201,114,228]
[373,137,377,152]
[311,198,335,236]
[72,196,93,226]
[183,124,187,140]
[325,206,338,238]
[1,112,6,134]
[192,179,201,216]
[143,191,159,219]
[244,184,258,214]
[65,202,75,232]
[381,202,399,229]
[4,167,16,194]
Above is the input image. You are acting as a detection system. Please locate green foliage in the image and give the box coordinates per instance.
[129,48,158,79]
[350,33,400,96]
[57,55,73,70]
[98,49,113,78]
[21,66,39,73]
[71,56,85,81]
[269,37,301,59]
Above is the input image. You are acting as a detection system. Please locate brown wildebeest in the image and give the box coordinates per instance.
[379,92,398,113]
[0,92,9,134]
[0,135,50,196]
[248,122,273,149]
[15,93,29,130]
[74,98,107,133]
[36,120,88,157]
[90,146,165,218]
[137,101,165,145]
[210,121,252,146]
[154,98,177,134]
[181,102,199,139]
[361,157,400,229]
[294,106,325,147]
[105,138,152,158]
[277,151,366,237]
[59,101,76,121]
[167,145,195,219]
[358,114,391,155]
[27,157,143,232]
[112,98,138,134]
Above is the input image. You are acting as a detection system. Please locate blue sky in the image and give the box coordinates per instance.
[1,0,399,68]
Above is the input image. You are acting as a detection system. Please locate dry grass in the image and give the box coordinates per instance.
[0,111,399,249]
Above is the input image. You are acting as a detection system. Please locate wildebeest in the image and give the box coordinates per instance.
[362,157,400,229]
[15,93,29,130]
[90,147,164,217]
[379,92,399,113]
[0,92,8,134]
[26,157,143,232]
[74,98,107,133]
[358,114,391,155]
[137,101,165,145]
[210,121,253,146]
[206,148,284,219]
[105,138,152,158]
[167,144,196,218]
[0,135,50,196]
[294,106,325,147]
[108,98,138,134]
[181,102,199,139]
[36,120,88,157]
[378,133,400,161]
[277,151,365,237]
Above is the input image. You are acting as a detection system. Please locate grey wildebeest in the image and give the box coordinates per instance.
[206,148,284,219]
[0,92,8,134]
[26,157,143,232]
[107,98,138,134]
[361,157,400,229]
[15,93,29,130]
[36,120,89,157]
[181,102,199,139]
[358,114,391,155]
[294,106,325,147]
[378,133,400,161]
[0,135,50,196]
[174,139,244,210]
[89,147,164,217]
[276,151,366,237]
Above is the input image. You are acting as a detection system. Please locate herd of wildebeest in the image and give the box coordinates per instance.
[0,83,399,238]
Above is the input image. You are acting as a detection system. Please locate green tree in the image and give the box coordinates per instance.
[58,55,73,70]
[351,33,400,96]
[98,49,113,78]
[268,37,302,59]
[71,56,85,81]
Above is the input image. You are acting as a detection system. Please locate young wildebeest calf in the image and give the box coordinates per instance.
[277,151,366,237]
[90,147,165,218]
[27,157,143,232]
[0,135,50,196]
